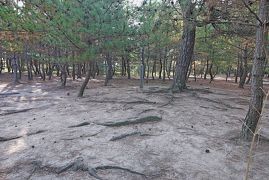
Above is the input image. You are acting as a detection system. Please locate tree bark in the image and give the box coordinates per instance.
[61,64,67,87]
[172,1,196,91]
[242,0,268,140]
[106,52,113,80]
[204,58,209,80]
[11,52,19,84]
[126,57,131,79]
[239,44,249,88]
[78,68,91,97]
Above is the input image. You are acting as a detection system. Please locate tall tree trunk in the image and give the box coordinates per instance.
[140,47,145,89]
[242,0,268,139]
[152,59,156,80]
[193,60,196,82]
[61,64,67,87]
[72,64,76,80]
[121,56,126,76]
[126,57,131,79]
[172,1,196,91]
[204,58,209,79]
[159,52,162,79]
[78,68,91,97]
[246,71,252,84]
[11,52,19,84]
[77,63,82,79]
[187,60,193,80]
[106,52,113,80]
[235,52,241,83]
[209,63,214,83]
[239,44,249,88]
[163,47,167,81]
[146,46,150,82]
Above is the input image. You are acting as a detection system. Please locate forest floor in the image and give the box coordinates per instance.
[1,74,269,180]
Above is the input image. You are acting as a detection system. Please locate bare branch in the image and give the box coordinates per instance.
[241,0,263,26]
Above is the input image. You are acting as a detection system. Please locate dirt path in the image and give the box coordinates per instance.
[0,79,269,180]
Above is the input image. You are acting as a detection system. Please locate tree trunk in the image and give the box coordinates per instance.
[204,58,209,79]
[242,0,268,140]
[126,57,131,79]
[246,71,252,84]
[72,63,76,80]
[78,68,91,97]
[172,1,196,91]
[163,47,167,81]
[106,52,113,80]
[239,44,248,88]
[235,52,242,83]
[121,56,126,76]
[140,47,145,89]
[209,63,214,83]
[152,59,156,80]
[193,60,196,82]
[187,60,193,80]
[11,53,19,84]
[61,64,67,87]
[159,51,162,79]
[77,63,82,79]
[146,44,150,82]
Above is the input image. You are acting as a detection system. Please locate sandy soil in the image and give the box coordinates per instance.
[0,76,269,180]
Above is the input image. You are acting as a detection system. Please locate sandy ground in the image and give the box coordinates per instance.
[1,76,269,180]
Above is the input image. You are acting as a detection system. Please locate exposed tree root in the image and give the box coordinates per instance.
[159,94,174,107]
[68,122,91,128]
[55,157,146,180]
[142,86,171,93]
[0,108,33,116]
[188,88,213,94]
[0,136,22,142]
[94,165,146,177]
[27,130,47,136]
[87,99,157,105]
[109,131,161,141]
[61,132,101,140]
[0,92,20,96]
[97,116,162,127]
[110,132,141,141]
[0,130,47,142]
[194,96,243,110]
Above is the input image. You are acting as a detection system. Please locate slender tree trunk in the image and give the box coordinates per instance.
[106,52,113,80]
[235,52,241,83]
[163,47,167,81]
[209,63,214,83]
[77,63,82,79]
[172,2,196,91]
[140,47,145,89]
[17,56,22,79]
[121,56,126,76]
[146,47,150,82]
[11,52,19,84]
[167,59,172,80]
[242,0,268,139]
[78,68,91,97]
[246,71,252,84]
[152,59,156,80]
[159,51,162,79]
[187,60,193,80]
[239,44,249,88]
[193,60,196,81]
[6,57,11,73]
[72,63,76,80]
[126,57,131,79]
[204,58,209,79]
[61,64,67,87]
